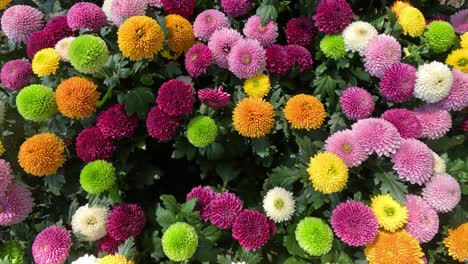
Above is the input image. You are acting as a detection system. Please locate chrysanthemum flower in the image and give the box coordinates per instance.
[162,222,198,261]
[186,186,216,221]
[228,39,266,79]
[96,254,134,264]
[32,226,71,264]
[0,183,33,226]
[414,105,452,139]
[69,35,109,74]
[449,9,468,34]
[265,44,291,76]
[405,195,439,243]
[398,7,426,37]
[391,139,434,185]
[0,59,32,91]
[379,63,416,102]
[97,104,138,140]
[232,210,274,250]
[371,194,408,232]
[285,17,316,47]
[434,69,468,111]
[118,16,163,61]
[425,21,457,53]
[146,106,180,140]
[75,127,115,162]
[107,203,146,241]
[80,160,116,194]
[295,217,333,256]
[55,77,100,119]
[71,254,97,264]
[193,9,229,42]
[342,21,378,55]
[186,116,218,148]
[431,151,446,174]
[208,28,243,68]
[185,44,212,77]
[391,1,412,17]
[340,87,374,120]
[284,94,325,130]
[325,129,368,168]
[232,97,275,138]
[263,187,295,223]
[0,159,12,195]
[67,2,107,31]
[18,133,65,177]
[0,241,24,264]
[26,30,55,60]
[166,14,195,54]
[44,16,73,43]
[207,192,243,229]
[97,235,121,254]
[307,152,348,194]
[285,45,313,72]
[16,84,57,122]
[0,0,11,10]
[71,204,108,241]
[110,0,147,26]
[444,223,468,262]
[461,33,468,48]
[381,108,422,139]
[243,74,271,98]
[1,5,43,43]
[446,48,468,73]
[156,79,194,116]
[365,230,424,264]
[320,35,346,60]
[198,86,231,109]
[32,48,60,77]
[352,118,401,157]
[331,200,378,246]
[161,0,195,18]
[55,37,75,62]
[364,34,401,78]
[221,0,252,17]
[243,15,278,47]
[313,0,354,34]
[422,173,461,213]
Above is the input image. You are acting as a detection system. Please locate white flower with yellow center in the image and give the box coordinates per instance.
[414,61,453,103]
[263,187,295,223]
[342,21,378,55]
[71,204,108,241]
[432,151,446,174]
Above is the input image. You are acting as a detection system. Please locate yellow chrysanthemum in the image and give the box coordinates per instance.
[365,230,424,264]
[55,77,100,119]
[443,223,468,262]
[371,194,408,232]
[118,16,164,61]
[461,33,468,49]
[284,94,326,130]
[446,49,468,73]
[0,0,12,10]
[32,48,60,77]
[244,74,271,98]
[96,254,134,264]
[0,138,5,156]
[391,1,412,17]
[232,97,275,138]
[398,7,426,37]
[307,152,348,194]
[166,14,196,54]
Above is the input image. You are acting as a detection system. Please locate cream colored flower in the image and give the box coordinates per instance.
[71,204,108,241]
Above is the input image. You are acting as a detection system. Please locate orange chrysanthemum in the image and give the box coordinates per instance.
[18,133,66,177]
[55,77,100,119]
[284,94,326,130]
[444,223,468,262]
[233,97,275,138]
[391,1,412,17]
[166,14,195,54]
[365,230,424,264]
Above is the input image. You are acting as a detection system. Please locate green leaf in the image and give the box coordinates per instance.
[118,237,136,259]
[200,225,222,242]
[123,87,154,116]
[180,198,197,216]
[238,247,263,264]
[217,255,233,264]
[350,67,371,81]
[155,206,177,229]
[427,136,465,152]
[164,62,182,77]
[193,236,219,262]
[265,166,305,189]
[251,137,271,158]
[256,4,278,25]
[151,231,165,261]
[375,172,408,203]
[283,232,309,259]
[44,174,66,196]
[160,195,180,212]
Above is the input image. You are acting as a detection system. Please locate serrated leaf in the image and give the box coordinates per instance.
[200,225,222,242]
[180,198,197,216]
[44,174,66,195]
[283,232,309,259]
[375,172,408,203]
[123,87,154,116]
[265,166,305,189]
[238,247,263,264]
[256,4,278,25]
[155,206,177,229]
[151,231,165,261]
[118,238,136,259]
[160,195,180,212]
[193,236,219,262]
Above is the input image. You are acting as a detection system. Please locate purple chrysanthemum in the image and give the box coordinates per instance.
[340,87,375,120]
[44,16,73,43]
[331,200,378,246]
[221,0,252,17]
[414,105,452,140]
[432,70,468,112]
[364,34,401,78]
[265,44,292,76]
[32,226,71,264]
[243,15,279,47]
[111,0,147,26]
[67,2,107,31]
[98,234,121,254]
[391,139,434,185]
[198,86,231,109]
[0,160,12,195]
[193,9,229,42]
[26,30,55,59]
[0,183,33,226]
[185,44,212,77]
[285,45,313,72]
[146,106,180,140]
[379,63,416,102]
[106,203,146,241]
[207,192,243,229]
[208,28,243,69]
[161,0,195,18]
[232,209,273,250]
[422,173,461,213]
[1,5,43,43]
[312,0,355,34]
[228,39,266,79]
[285,17,316,47]
[75,127,115,162]
[450,9,468,34]
[325,129,368,168]
[186,185,217,221]
[352,118,401,157]
[97,104,138,140]
[381,108,422,139]
[156,79,194,116]
[405,195,439,243]
[0,59,32,91]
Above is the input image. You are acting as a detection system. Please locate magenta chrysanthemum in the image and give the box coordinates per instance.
[106,203,146,241]
[381,108,422,139]
[433,70,468,112]
[364,34,401,78]
[352,118,401,157]
[75,127,115,162]
[465,115,468,132]
[285,17,316,47]
[414,105,452,140]
[32,226,71,264]
[243,15,279,47]
[379,63,416,102]
[207,192,243,229]
[208,28,243,69]
[228,39,266,79]
[331,200,378,246]
[198,86,231,109]
[110,0,147,26]
[67,2,107,31]
[186,185,216,221]
[405,195,439,243]
[285,45,313,72]
[185,44,213,77]
[232,209,273,250]
[97,104,138,140]
[325,129,368,168]
[265,44,291,76]
[0,183,33,226]
[221,0,252,17]
[426,16,448,25]
[43,16,73,43]
[146,106,180,140]
[391,139,434,185]
[26,30,55,59]
[161,0,195,18]
[1,5,43,43]
[156,79,195,116]
[98,234,121,254]
[193,9,229,42]
[0,59,32,91]
[312,0,355,34]
[450,9,468,34]
[422,173,461,213]
[340,87,375,120]
[0,160,12,195]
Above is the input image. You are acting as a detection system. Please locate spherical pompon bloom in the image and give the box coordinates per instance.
[161,0,195,18]
[166,14,195,54]
[71,204,109,241]
[295,217,333,256]
[55,77,100,120]
[97,104,138,140]
[193,9,229,42]
[285,17,316,47]
[232,210,274,250]
[415,61,453,103]
[0,5,43,43]
[243,15,279,47]
[97,235,121,254]
[71,254,97,264]
[331,200,378,246]
[379,63,416,102]
[107,203,146,241]
[0,241,25,264]
[405,195,439,243]
[208,28,243,69]
[228,39,266,79]
[320,34,346,60]
[110,0,147,26]
[80,160,116,194]
[381,108,422,139]
[312,0,354,34]
[398,7,426,37]
[232,97,275,138]
[0,159,12,195]
[414,105,452,140]
[443,223,468,262]
[26,30,55,60]
[18,133,65,177]
[342,21,378,55]
[69,35,109,74]
[325,129,368,168]
[391,139,434,185]
[307,152,348,194]
[434,69,468,111]
[340,87,374,120]
[208,192,243,229]
[32,226,71,264]
[391,1,412,17]
[450,9,468,34]
[55,37,75,62]
[365,230,424,264]
[0,183,33,226]
[118,16,163,61]
[265,44,292,76]
[67,2,107,31]
[185,44,212,77]
[32,48,60,77]
[284,94,326,130]
[422,173,461,213]
[146,106,180,140]
[0,59,32,91]
[43,16,73,43]
[263,187,295,223]
[364,34,401,78]
[198,86,231,109]
[461,33,468,48]
[156,79,194,116]
[285,45,314,72]
[75,127,115,162]
[351,118,401,157]
[186,186,216,221]
[221,0,252,17]
[96,254,134,264]
[244,74,271,98]
[371,194,408,232]
[425,21,456,53]
[162,222,198,261]
[445,48,468,73]
[187,116,218,148]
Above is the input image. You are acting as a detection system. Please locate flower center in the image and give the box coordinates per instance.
[274,199,284,209]
[205,15,212,23]
[258,24,266,32]
[357,28,367,35]
[327,165,336,175]
[384,206,395,216]
[136,29,145,37]
[343,143,352,153]
[87,217,97,225]
[223,45,231,53]
[190,53,198,62]
[457,58,467,67]
[242,54,251,64]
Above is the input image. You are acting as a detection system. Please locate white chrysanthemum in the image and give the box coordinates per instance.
[55,37,75,62]
[342,21,378,55]
[432,151,446,174]
[71,204,108,241]
[71,254,97,264]
[0,100,6,126]
[102,0,113,20]
[414,61,453,103]
[263,187,295,223]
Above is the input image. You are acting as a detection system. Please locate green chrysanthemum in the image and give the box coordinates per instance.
[162,222,198,262]
[425,21,456,53]
[0,241,24,264]
[186,116,218,148]
[69,35,109,74]
[320,35,346,60]
[16,84,57,122]
[80,160,116,194]
[295,217,333,256]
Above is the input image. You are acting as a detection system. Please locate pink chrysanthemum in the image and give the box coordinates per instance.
[285,17,316,47]
[243,15,279,47]
[161,0,195,18]
[285,45,313,72]
[391,139,434,185]
[265,44,292,76]
[232,209,273,250]
[208,28,243,69]
[325,129,368,168]
[414,105,452,140]
[0,183,33,226]
[405,195,439,243]
[147,0,163,7]
[0,160,12,195]
[198,86,231,109]
[146,106,180,140]
[75,127,115,162]
[32,226,71,264]
[97,104,138,140]
[364,34,402,78]
[228,39,266,79]
[1,5,43,43]
[312,0,355,34]
[193,9,229,42]
[0,59,32,91]
[185,44,212,77]
[186,185,216,221]
[67,2,107,31]
[221,0,252,17]
[381,108,422,139]
[433,70,468,112]
[450,9,468,34]
[107,203,146,241]
[44,16,73,43]
[340,87,375,120]
[111,0,147,26]
[26,30,55,59]
[422,173,461,213]
[331,200,378,246]
[207,192,243,229]
[98,234,121,254]
[156,79,194,116]
[379,63,416,102]
[352,118,401,157]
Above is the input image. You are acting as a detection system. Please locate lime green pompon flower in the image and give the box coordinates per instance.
[320,35,346,60]
[16,85,57,122]
[187,116,218,148]
[424,21,456,53]
[69,35,109,74]
[162,222,198,262]
[295,217,333,256]
[0,241,24,264]
[80,160,116,194]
